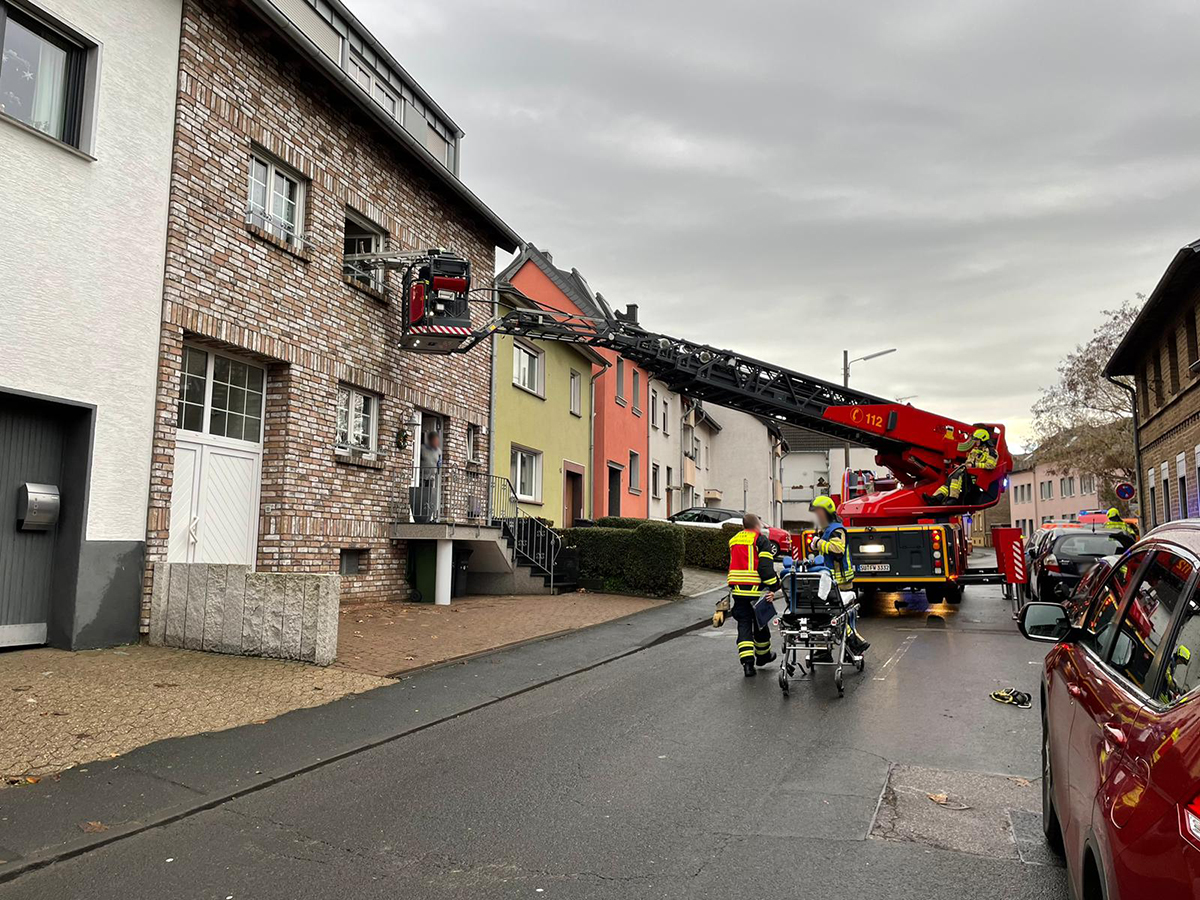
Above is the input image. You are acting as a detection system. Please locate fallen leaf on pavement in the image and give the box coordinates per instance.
[1008,776,1031,787]
[927,792,971,811]
[80,821,108,833]
[23,776,40,784]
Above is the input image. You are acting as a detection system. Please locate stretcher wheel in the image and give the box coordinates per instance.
[778,666,789,694]
[855,656,865,673]
[835,669,844,696]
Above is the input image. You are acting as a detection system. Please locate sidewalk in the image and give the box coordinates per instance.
[335,593,664,678]
[0,587,720,883]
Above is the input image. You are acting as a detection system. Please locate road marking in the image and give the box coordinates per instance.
[874,634,918,681]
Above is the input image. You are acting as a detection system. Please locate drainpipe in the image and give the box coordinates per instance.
[1106,374,1143,515]
[588,366,606,520]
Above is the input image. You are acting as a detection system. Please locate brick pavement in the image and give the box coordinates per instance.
[0,646,387,785]
[334,593,664,678]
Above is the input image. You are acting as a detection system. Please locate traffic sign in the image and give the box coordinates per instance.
[1115,482,1135,501]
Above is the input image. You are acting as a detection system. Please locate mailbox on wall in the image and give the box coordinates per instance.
[17,483,60,531]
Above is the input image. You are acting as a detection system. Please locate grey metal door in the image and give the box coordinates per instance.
[0,396,65,647]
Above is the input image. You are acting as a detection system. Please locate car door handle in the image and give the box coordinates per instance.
[1103,723,1128,747]
[1067,682,1084,699]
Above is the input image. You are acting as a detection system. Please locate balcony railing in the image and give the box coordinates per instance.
[395,466,561,587]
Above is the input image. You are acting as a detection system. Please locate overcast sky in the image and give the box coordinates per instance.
[355,0,1200,448]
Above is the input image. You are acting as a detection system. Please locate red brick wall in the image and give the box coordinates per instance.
[141,0,497,629]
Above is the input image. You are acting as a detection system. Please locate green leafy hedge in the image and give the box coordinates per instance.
[594,517,737,571]
[560,522,685,597]
[595,516,643,530]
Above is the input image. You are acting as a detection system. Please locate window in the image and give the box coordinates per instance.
[1110,551,1194,692]
[1154,351,1165,406]
[349,52,402,124]
[662,398,670,435]
[615,358,626,403]
[510,446,541,502]
[373,81,397,118]
[248,152,305,248]
[1150,479,1159,529]
[652,463,661,498]
[629,451,640,492]
[339,548,367,576]
[177,346,265,443]
[0,4,88,147]
[1138,365,1151,418]
[1180,453,1189,519]
[632,371,641,413]
[336,385,378,454]
[343,211,385,292]
[666,466,673,492]
[569,370,582,417]
[1162,592,1200,703]
[1169,335,1182,394]
[513,342,543,396]
[1040,480,1053,501]
[651,389,659,428]
[1080,474,1095,495]
[1163,464,1172,524]
[1077,550,1146,656]
[466,423,481,465]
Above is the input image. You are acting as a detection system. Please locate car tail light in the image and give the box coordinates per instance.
[1181,793,1200,849]
[1044,554,1060,573]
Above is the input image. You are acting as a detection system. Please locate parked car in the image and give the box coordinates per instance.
[667,507,793,556]
[1029,528,1136,602]
[1017,520,1200,899]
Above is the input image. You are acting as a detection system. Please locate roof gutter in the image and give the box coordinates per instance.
[239,0,520,252]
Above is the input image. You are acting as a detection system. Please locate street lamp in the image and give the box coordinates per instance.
[842,347,897,475]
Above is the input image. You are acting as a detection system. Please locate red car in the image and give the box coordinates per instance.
[1018,521,1200,899]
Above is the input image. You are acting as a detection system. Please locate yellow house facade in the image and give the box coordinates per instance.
[491,297,605,526]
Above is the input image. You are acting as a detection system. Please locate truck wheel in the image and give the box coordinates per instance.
[946,584,963,604]
[925,585,944,604]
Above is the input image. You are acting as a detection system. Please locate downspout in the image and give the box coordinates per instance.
[1106,374,1143,516]
[588,366,606,520]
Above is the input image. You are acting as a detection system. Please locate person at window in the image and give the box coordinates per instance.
[1107,507,1139,540]
[927,428,998,505]
[807,496,869,655]
[419,431,442,519]
[720,513,779,677]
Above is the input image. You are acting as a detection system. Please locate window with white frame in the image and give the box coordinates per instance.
[1178,452,1188,518]
[513,341,543,396]
[569,370,582,417]
[1150,468,1159,528]
[336,385,379,455]
[651,389,659,428]
[466,423,482,465]
[615,358,626,402]
[662,398,670,435]
[628,451,640,492]
[248,151,305,247]
[510,446,541,502]
[350,52,400,123]
[1162,463,1172,524]
[632,371,641,413]
[1080,474,1095,495]
[343,211,385,292]
[652,463,661,498]
[177,345,265,443]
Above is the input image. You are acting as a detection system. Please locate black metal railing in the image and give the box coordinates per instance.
[396,466,561,588]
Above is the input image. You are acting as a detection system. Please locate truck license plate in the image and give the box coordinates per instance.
[858,563,891,572]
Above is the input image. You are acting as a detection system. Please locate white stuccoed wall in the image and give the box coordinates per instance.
[0,0,182,542]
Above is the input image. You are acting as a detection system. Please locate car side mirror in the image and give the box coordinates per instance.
[1018,602,1072,643]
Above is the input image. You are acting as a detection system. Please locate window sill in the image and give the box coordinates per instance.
[512,381,546,400]
[633,408,642,417]
[628,488,642,496]
[342,275,388,302]
[516,497,543,506]
[246,222,311,262]
[570,410,582,418]
[614,397,627,407]
[0,112,95,161]
[334,450,385,470]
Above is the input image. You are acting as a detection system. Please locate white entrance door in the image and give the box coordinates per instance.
[170,346,265,566]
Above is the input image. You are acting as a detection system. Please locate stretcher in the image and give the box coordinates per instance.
[776,562,864,697]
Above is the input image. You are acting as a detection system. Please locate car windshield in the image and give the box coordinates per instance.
[1055,533,1128,558]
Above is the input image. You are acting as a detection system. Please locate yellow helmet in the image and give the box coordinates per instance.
[973,428,991,442]
[810,495,837,515]
[1108,507,1121,519]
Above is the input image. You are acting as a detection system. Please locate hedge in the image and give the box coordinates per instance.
[559,522,684,597]
[595,516,643,530]
[595,517,737,572]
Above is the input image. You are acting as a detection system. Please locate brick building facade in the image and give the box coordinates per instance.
[140,0,517,630]
[1106,239,1200,530]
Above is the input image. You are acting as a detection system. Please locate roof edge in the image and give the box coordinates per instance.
[1105,239,1200,376]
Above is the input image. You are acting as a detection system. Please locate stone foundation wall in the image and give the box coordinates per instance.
[147,563,339,665]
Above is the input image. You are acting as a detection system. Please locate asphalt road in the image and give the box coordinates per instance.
[3,583,1068,899]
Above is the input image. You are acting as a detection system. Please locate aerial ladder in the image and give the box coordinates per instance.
[350,248,1015,603]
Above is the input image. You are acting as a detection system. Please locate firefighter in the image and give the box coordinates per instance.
[721,513,779,677]
[808,496,870,654]
[928,428,998,505]
[1107,507,1139,540]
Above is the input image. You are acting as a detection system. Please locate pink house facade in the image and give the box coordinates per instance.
[1008,457,1102,535]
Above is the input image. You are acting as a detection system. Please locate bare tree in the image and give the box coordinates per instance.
[1030,296,1145,500]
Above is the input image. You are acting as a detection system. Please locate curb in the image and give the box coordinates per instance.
[0,607,713,885]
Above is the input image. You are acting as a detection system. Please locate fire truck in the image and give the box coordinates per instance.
[349,248,1014,603]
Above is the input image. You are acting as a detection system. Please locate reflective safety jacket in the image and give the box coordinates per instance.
[728,530,780,597]
[965,443,999,471]
[814,522,854,585]
[1108,518,1139,540]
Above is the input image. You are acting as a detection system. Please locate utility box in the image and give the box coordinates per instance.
[410,542,437,602]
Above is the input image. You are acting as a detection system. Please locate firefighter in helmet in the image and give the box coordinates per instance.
[928,427,998,505]
[716,513,779,677]
[808,496,870,654]
[1107,507,1139,540]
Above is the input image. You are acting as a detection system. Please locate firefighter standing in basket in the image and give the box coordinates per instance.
[714,513,779,677]
[808,496,870,655]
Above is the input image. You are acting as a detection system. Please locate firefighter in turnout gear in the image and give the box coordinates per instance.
[808,496,870,655]
[1107,507,1139,540]
[724,513,779,677]
[928,427,998,505]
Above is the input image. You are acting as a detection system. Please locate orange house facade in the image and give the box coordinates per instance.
[501,244,649,520]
